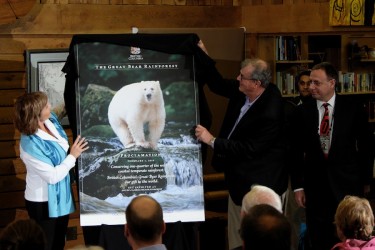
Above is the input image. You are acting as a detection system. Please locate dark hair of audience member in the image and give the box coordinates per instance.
[240,204,292,250]
[0,219,46,250]
[125,195,164,243]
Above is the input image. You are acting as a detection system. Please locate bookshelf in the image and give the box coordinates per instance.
[258,35,312,95]
[257,33,375,122]
[344,34,375,123]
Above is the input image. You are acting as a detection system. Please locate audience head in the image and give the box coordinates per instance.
[124,195,165,249]
[241,184,283,216]
[0,219,46,250]
[334,195,374,241]
[240,204,292,250]
[14,91,49,135]
[296,70,311,97]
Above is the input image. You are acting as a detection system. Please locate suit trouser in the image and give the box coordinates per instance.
[228,195,242,250]
[284,179,306,250]
[26,200,69,250]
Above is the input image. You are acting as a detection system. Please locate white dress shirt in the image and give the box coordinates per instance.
[20,118,76,202]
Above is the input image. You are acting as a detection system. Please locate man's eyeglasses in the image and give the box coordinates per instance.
[310,79,333,86]
[240,74,258,82]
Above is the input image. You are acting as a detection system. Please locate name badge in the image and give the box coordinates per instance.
[320,135,330,154]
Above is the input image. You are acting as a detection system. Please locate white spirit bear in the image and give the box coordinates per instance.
[108,81,166,149]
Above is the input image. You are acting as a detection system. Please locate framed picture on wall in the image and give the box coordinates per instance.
[329,0,375,26]
[25,49,69,126]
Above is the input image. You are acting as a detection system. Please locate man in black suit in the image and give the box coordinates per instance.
[195,56,288,250]
[290,62,375,250]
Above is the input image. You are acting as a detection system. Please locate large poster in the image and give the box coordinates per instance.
[75,42,204,226]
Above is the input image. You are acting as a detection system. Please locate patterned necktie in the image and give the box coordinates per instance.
[320,103,330,157]
[320,103,330,135]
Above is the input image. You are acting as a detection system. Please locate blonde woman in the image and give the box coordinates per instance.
[331,195,375,250]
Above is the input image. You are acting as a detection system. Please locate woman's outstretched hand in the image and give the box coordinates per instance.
[70,135,89,158]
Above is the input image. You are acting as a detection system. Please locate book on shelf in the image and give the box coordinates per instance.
[275,36,301,61]
[345,72,355,92]
[337,71,344,93]
[337,72,375,93]
[276,71,296,95]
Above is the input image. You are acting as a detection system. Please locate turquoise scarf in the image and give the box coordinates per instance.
[21,112,75,218]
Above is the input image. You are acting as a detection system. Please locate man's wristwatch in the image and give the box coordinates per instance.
[210,137,216,148]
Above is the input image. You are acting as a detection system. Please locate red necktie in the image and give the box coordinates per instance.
[320,103,330,135]
[320,103,330,157]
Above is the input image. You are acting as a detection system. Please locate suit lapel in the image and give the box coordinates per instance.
[329,94,343,150]
[304,100,322,151]
[225,95,247,138]
[307,100,319,135]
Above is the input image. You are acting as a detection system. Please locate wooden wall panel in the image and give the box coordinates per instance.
[0,191,25,209]
[0,141,18,158]
[0,73,26,89]
[0,158,25,175]
[0,4,17,26]
[5,0,36,18]
[0,36,72,54]
[0,57,24,72]
[0,0,35,26]
[0,107,15,124]
[3,5,240,35]
[242,3,375,33]
[0,124,19,141]
[148,0,162,3]
[0,89,25,106]
[123,0,148,4]
[139,27,245,61]
[186,0,199,4]
[0,174,26,192]
[244,32,257,58]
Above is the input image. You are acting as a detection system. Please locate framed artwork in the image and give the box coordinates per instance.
[25,49,69,125]
[329,0,375,26]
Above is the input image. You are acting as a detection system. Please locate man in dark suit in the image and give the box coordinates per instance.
[290,62,375,250]
[195,56,288,250]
